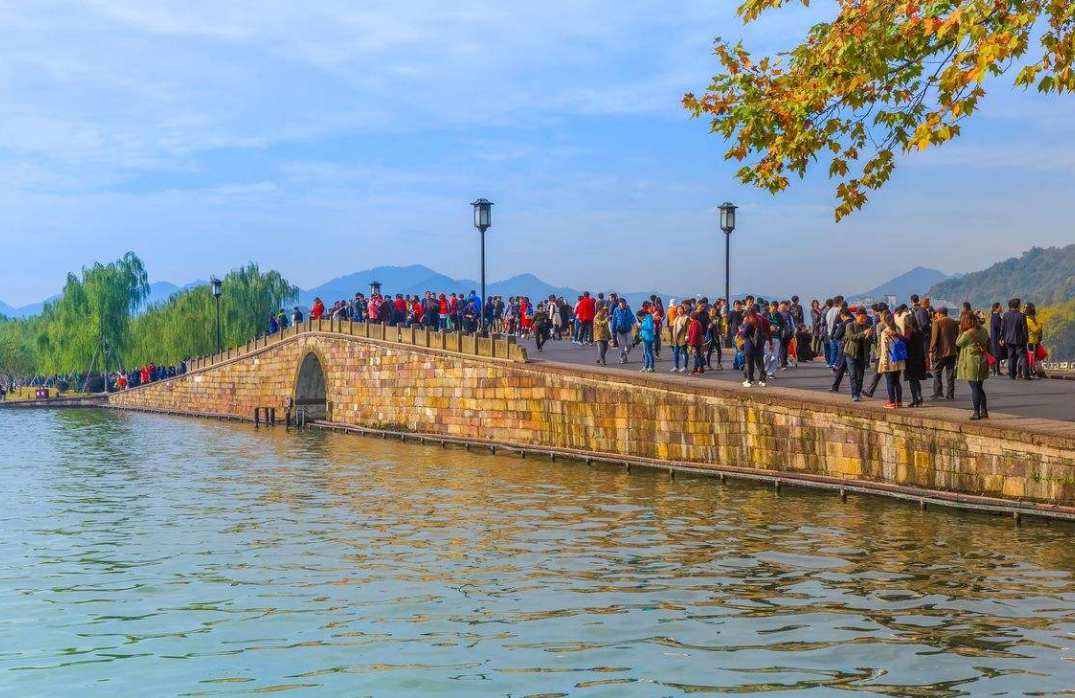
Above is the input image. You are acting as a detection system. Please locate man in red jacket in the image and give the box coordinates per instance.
[575,291,596,345]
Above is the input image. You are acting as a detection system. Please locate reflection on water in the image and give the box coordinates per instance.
[2,409,1074,697]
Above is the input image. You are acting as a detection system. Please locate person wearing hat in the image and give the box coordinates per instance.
[929,305,959,400]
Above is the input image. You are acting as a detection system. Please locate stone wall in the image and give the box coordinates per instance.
[108,331,1075,507]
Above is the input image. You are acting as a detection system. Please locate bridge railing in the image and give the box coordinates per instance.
[185,320,529,372]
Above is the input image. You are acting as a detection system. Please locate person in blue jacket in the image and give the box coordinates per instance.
[610,298,636,364]
[638,304,656,372]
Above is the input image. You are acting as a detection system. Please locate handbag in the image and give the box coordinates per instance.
[1035,345,1049,362]
[973,338,996,367]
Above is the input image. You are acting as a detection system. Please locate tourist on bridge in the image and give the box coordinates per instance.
[876,307,908,408]
[669,301,690,373]
[573,291,596,345]
[610,299,635,363]
[1000,298,1029,381]
[310,297,325,320]
[989,303,1007,376]
[1026,303,1043,376]
[843,308,873,401]
[268,314,278,335]
[902,311,928,407]
[738,306,770,386]
[828,307,853,393]
[956,313,992,420]
[930,306,959,400]
[531,303,550,352]
[593,305,611,365]
[637,305,656,372]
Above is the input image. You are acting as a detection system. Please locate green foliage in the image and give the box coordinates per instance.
[0,256,297,377]
[35,252,150,375]
[927,245,1075,309]
[0,315,38,380]
[124,264,298,366]
[1039,301,1075,362]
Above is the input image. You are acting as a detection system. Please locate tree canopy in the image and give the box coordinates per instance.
[124,264,298,367]
[2,254,298,379]
[684,0,1075,220]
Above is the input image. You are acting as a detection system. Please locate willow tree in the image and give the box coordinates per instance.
[36,252,149,374]
[0,316,37,382]
[124,264,298,366]
[684,0,1075,220]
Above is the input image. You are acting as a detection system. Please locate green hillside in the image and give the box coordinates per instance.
[928,245,1075,309]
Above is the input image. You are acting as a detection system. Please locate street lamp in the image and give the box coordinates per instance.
[719,202,738,309]
[210,276,223,353]
[471,198,493,334]
[370,280,381,298]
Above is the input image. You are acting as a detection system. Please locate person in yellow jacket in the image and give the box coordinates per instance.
[1026,302,1043,375]
[593,306,612,366]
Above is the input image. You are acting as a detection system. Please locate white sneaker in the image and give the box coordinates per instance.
[768,373,776,379]
[742,380,752,387]
[759,381,767,387]
[670,367,679,373]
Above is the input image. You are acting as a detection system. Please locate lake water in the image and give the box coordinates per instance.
[2,409,1074,697]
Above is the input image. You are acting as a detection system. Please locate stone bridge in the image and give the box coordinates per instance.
[106,319,1075,516]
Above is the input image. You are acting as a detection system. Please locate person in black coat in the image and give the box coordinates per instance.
[988,303,1007,375]
[902,312,929,407]
[1000,298,1029,379]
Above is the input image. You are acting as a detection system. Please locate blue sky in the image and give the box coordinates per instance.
[1,0,1073,307]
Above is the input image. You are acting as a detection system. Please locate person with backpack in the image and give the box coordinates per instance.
[876,308,908,408]
[956,312,992,420]
[738,306,771,386]
[638,307,656,372]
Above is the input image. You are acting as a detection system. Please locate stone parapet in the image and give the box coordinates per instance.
[106,329,1075,509]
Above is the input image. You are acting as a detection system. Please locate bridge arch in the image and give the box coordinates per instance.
[294,350,328,420]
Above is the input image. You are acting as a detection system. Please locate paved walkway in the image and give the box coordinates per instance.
[521,336,1075,427]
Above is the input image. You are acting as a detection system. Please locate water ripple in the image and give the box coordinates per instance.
[2,409,1075,697]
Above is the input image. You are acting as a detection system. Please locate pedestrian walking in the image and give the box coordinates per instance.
[956,312,992,420]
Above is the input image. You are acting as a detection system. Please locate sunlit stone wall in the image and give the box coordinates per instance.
[108,331,1075,506]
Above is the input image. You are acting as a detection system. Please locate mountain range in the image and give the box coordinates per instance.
[849,266,954,305]
[927,245,1075,309]
[12,257,1065,320]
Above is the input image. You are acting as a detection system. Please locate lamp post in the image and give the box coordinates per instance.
[370,280,381,298]
[211,276,223,353]
[471,198,493,334]
[719,202,738,307]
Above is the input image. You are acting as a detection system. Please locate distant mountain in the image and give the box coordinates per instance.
[299,265,680,307]
[138,280,205,310]
[0,293,60,318]
[2,263,764,319]
[851,266,952,305]
[928,245,1075,309]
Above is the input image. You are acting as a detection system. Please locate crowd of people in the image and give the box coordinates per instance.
[0,362,188,397]
[4,281,1047,423]
[287,285,1047,421]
